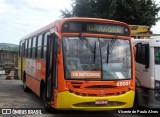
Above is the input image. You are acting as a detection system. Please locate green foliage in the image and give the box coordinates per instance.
[61,0,160,27]
[0,43,18,52]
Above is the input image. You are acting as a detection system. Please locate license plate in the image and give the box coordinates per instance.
[95,100,108,105]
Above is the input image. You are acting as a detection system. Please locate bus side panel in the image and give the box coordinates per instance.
[36,60,46,81]
[23,58,26,76]
[18,57,21,80]
[25,59,41,96]
[26,74,40,96]
[18,57,26,80]
[25,59,46,97]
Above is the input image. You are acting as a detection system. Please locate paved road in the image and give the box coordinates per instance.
[0,75,159,117]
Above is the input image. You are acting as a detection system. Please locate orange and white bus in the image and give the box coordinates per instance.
[18,17,135,110]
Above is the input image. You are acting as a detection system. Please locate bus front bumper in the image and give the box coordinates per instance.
[56,90,135,110]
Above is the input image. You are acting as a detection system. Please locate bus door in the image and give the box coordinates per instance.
[45,33,58,102]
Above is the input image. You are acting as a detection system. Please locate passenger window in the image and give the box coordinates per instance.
[43,32,50,59]
[37,34,43,58]
[32,37,37,47]
[38,35,42,47]
[25,39,28,57]
[23,41,25,57]
[19,41,22,57]
[28,38,32,58]
[32,37,37,58]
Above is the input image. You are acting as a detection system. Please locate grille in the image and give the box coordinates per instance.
[85,85,117,89]
[71,82,82,88]
[69,81,128,96]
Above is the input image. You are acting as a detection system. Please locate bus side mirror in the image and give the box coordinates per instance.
[145,44,149,69]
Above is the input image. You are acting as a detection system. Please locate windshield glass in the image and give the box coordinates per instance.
[63,37,131,80]
[100,38,131,79]
[155,47,160,64]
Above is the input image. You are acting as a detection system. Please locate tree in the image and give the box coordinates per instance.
[61,0,160,27]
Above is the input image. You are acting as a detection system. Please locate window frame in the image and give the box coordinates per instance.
[32,36,37,58]
[28,38,32,58]
[42,31,50,59]
[25,39,29,57]
[37,34,43,59]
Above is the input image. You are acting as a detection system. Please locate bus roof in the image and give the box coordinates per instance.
[20,17,130,41]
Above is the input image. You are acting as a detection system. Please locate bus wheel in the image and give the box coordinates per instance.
[23,73,30,92]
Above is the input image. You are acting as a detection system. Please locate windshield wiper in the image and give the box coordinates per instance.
[106,35,117,64]
[79,33,98,64]
[94,41,97,63]
[79,33,94,53]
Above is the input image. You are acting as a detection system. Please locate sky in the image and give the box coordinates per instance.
[0,0,160,45]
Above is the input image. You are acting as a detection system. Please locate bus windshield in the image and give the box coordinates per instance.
[63,37,131,80]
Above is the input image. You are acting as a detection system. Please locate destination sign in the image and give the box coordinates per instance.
[87,24,124,34]
[62,21,130,36]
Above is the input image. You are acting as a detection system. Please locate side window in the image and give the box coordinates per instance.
[43,32,50,59]
[32,36,37,58]
[23,41,25,57]
[19,41,26,57]
[19,41,22,57]
[28,38,32,58]
[25,39,28,57]
[37,34,43,58]
[136,43,148,65]
[155,47,160,64]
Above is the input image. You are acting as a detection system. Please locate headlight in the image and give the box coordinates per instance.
[155,80,160,89]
